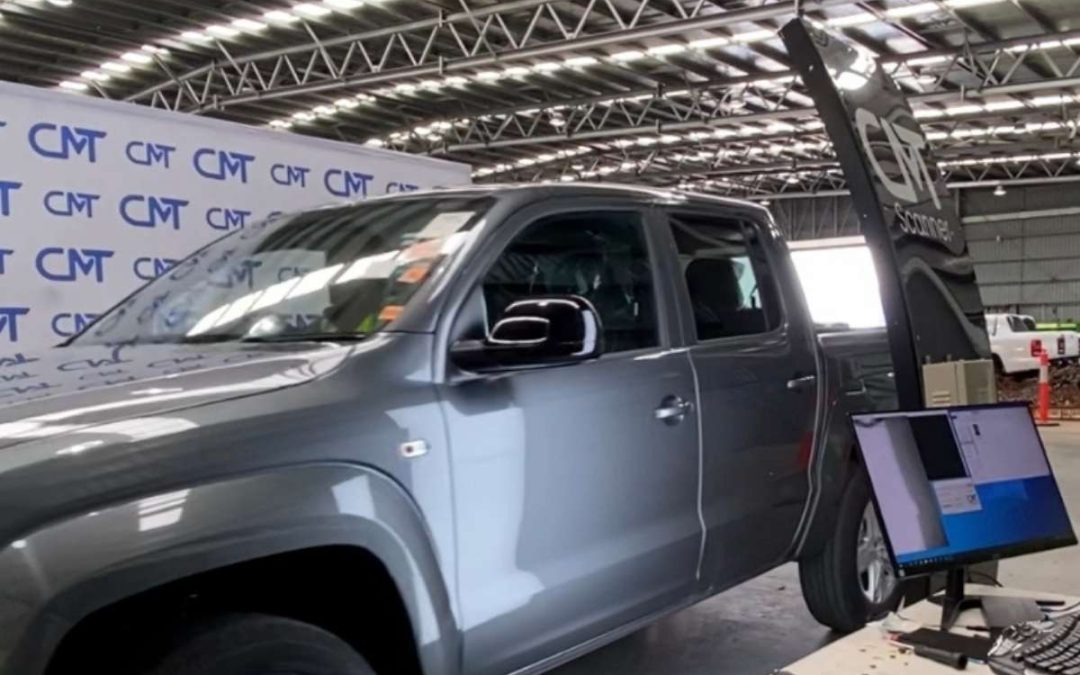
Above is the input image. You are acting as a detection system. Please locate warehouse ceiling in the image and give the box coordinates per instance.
[1,0,1079,199]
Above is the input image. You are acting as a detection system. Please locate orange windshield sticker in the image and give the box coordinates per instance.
[379,305,404,322]
[399,262,432,284]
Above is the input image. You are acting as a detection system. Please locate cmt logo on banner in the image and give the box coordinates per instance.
[855,109,942,211]
[206,207,252,231]
[0,307,29,343]
[387,181,419,193]
[0,249,11,274]
[134,257,179,281]
[44,190,101,218]
[0,181,22,216]
[126,141,177,168]
[28,123,107,162]
[324,169,374,198]
[35,247,114,283]
[271,163,311,187]
[120,195,190,230]
[52,312,99,337]
[194,148,256,183]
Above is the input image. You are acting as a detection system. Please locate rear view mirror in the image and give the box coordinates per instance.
[451,295,602,372]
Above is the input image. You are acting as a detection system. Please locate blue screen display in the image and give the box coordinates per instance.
[895,476,1073,565]
[854,404,1075,573]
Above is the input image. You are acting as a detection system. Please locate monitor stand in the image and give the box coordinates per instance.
[938,568,981,632]
[930,567,1047,632]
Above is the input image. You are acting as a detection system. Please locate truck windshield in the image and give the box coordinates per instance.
[70,195,491,346]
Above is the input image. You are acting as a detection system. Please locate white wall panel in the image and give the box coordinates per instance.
[0,82,471,348]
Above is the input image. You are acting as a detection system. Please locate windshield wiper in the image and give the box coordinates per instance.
[238,332,370,343]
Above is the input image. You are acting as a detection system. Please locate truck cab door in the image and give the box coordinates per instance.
[437,200,702,675]
[661,208,820,588]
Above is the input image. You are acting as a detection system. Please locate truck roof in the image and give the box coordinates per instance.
[368,182,771,214]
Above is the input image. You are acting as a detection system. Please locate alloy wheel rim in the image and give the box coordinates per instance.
[857,502,897,605]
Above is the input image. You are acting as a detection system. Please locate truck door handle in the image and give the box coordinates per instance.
[654,396,693,425]
[787,374,817,391]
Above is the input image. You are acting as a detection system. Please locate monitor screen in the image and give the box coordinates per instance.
[852,403,1076,577]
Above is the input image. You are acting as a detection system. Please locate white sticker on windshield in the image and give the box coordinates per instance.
[418,211,474,240]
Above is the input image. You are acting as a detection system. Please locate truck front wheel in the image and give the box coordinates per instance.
[150,613,375,675]
[798,471,902,632]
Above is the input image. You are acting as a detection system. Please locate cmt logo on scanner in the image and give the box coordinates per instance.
[855,109,941,211]
[28,123,107,162]
[0,307,29,343]
[194,147,256,183]
[855,108,953,245]
[35,247,114,283]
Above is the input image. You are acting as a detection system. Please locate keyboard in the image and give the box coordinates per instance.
[990,614,1080,674]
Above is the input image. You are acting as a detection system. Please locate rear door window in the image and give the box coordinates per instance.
[667,213,782,341]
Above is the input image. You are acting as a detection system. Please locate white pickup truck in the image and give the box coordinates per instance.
[986,313,1080,374]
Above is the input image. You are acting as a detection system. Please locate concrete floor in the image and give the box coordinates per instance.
[550,425,1080,675]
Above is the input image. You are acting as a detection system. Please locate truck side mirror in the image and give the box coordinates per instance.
[450,295,603,372]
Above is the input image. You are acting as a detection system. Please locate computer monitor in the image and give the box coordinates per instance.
[852,402,1076,628]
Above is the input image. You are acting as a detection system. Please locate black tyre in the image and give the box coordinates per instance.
[151,614,375,675]
[798,470,902,633]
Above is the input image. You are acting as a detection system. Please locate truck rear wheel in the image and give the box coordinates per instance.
[151,613,375,675]
[798,470,901,633]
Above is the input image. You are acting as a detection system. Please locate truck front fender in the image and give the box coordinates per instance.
[0,463,458,675]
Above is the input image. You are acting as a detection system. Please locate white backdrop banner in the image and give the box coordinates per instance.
[0,81,471,348]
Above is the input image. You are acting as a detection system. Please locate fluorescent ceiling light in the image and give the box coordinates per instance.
[46,0,72,6]
[611,50,645,62]
[180,31,211,42]
[476,70,501,81]
[983,100,1025,111]
[60,80,89,91]
[945,104,984,116]
[81,70,110,81]
[648,44,687,56]
[731,29,774,44]
[826,13,876,28]
[324,0,364,8]
[691,36,730,50]
[269,119,292,128]
[100,61,131,73]
[947,0,1006,7]
[232,18,268,31]
[565,56,598,67]
[531,61,562,72]
[887,2,936,18]
[141,44,169,54]
[335,97,359,108]
[205,24,241,38]
[504,66,530,77]
[264,10,299,23]
[293,3,332,17]
[121,51,153,64]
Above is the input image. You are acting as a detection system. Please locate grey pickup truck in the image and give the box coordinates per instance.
[0,185,896,675]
